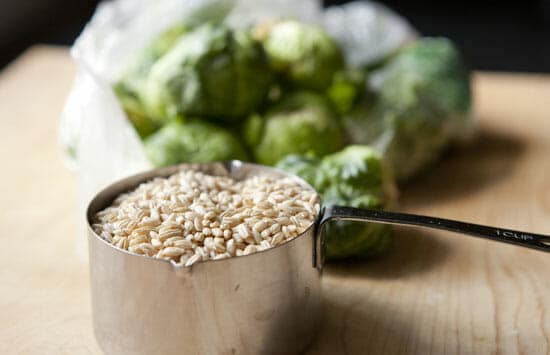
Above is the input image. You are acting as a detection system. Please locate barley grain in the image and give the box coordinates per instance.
[93,170,318,267]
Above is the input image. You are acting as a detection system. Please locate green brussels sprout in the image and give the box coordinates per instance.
[148,24,190,63]
[319,145,387,199]
[121,24,189,90]
[142,24,273,122]
[326,69,367,115]
[244,91,344,166]
[277,145,396,259]
[379,38,471,115]
[275,154,323,190]
[319,146,395,259]
[323,200,392,259]
[256,20,344,91]
[144,120,249,167]
[113,82,159,138]
[344,37,472,181]
[114,0,235,134]
[114,24,189,137]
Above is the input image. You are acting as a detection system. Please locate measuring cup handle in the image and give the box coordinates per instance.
[314,205,550,268]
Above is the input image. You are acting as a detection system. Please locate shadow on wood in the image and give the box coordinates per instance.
[324,227,451,280]
[399,127,526,207]
[307,291,431,355]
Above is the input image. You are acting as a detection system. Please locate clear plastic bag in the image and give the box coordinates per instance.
[59,0,416,248]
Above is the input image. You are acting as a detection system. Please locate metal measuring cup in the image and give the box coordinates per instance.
[86,161,550,355]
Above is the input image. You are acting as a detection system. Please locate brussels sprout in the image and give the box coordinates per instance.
[114,24,189,135]
[379,38,471,115]
[277,145,396,259]
[148,24,190,63]
[256,20,344,91]
[319,146,396,259]
[275,154,323,190]
[345,37,472,181]
[319,145,387,198]
[114,2,235,133]
[144,120,249,167]
[323,202,392,259]
[120,24,189,90]
[113,82,159,138]
[326,69,367,115]
[244,91,344,166]
[142,24,273,122]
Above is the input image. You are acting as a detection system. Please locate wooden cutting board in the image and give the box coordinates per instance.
[1,46,549,355]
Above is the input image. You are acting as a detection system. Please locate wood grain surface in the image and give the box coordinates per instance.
[1,46,549,355]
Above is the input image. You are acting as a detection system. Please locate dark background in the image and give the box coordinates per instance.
[1,0,549,72]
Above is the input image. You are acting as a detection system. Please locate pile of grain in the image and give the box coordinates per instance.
[92,170,319,266]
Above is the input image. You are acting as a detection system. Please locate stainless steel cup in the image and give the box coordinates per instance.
[87,161,550,355]
[87,162,323,355]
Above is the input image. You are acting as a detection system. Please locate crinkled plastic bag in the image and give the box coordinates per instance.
[59,0,416,254]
